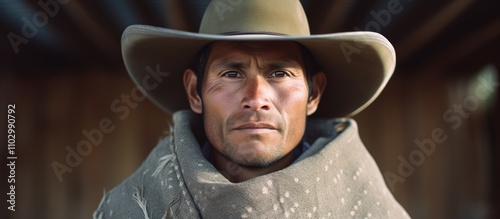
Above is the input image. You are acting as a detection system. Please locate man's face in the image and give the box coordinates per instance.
[198,41,315,167]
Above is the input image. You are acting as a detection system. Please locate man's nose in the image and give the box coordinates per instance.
[240,76,272,111]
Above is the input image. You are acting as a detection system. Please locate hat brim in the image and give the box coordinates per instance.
[122,24,396,118]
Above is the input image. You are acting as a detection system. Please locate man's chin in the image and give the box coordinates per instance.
[221,139,286,167]
[226,151,284,168]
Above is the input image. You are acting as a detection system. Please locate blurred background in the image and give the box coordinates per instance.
[1,0,499,218]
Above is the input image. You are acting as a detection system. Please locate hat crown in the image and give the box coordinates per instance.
[200,0,310,36]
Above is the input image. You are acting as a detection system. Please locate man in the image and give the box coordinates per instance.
[95,0,410,218]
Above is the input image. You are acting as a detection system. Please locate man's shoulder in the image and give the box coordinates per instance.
[94,135,181,219]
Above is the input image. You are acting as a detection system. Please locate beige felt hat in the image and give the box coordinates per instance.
[121,0,396,118]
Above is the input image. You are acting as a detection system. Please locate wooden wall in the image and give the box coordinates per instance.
[1,67,498,219]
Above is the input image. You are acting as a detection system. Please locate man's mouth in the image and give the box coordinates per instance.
[233,122,277,134]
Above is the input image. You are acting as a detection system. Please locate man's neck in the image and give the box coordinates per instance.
[212,149,295,183]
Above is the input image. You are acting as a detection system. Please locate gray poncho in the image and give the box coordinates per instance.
[94,110,410,218]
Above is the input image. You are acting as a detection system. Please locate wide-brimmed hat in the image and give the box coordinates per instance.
[122,0,396,118]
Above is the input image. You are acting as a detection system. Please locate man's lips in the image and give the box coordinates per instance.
[233,122,278,133]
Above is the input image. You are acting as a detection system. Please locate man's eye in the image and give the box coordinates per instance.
[269,71,290,78]
[222,71,243,78]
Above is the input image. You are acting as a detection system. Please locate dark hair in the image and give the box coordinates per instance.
[191,42,318,98]
[192,43,213,97]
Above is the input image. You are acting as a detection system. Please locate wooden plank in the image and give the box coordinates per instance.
[396,0,475,62]
[165,0,197,31]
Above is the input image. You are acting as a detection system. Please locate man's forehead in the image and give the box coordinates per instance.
[208,41,304,65]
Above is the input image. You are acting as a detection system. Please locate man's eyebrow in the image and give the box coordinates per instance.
[264,59,303,69]
[211,59,248,70]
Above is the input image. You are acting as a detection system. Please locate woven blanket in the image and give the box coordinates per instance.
[94,110,410,218]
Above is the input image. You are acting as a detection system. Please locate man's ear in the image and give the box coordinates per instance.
[183,69,203,114]
[307,72,327,116]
